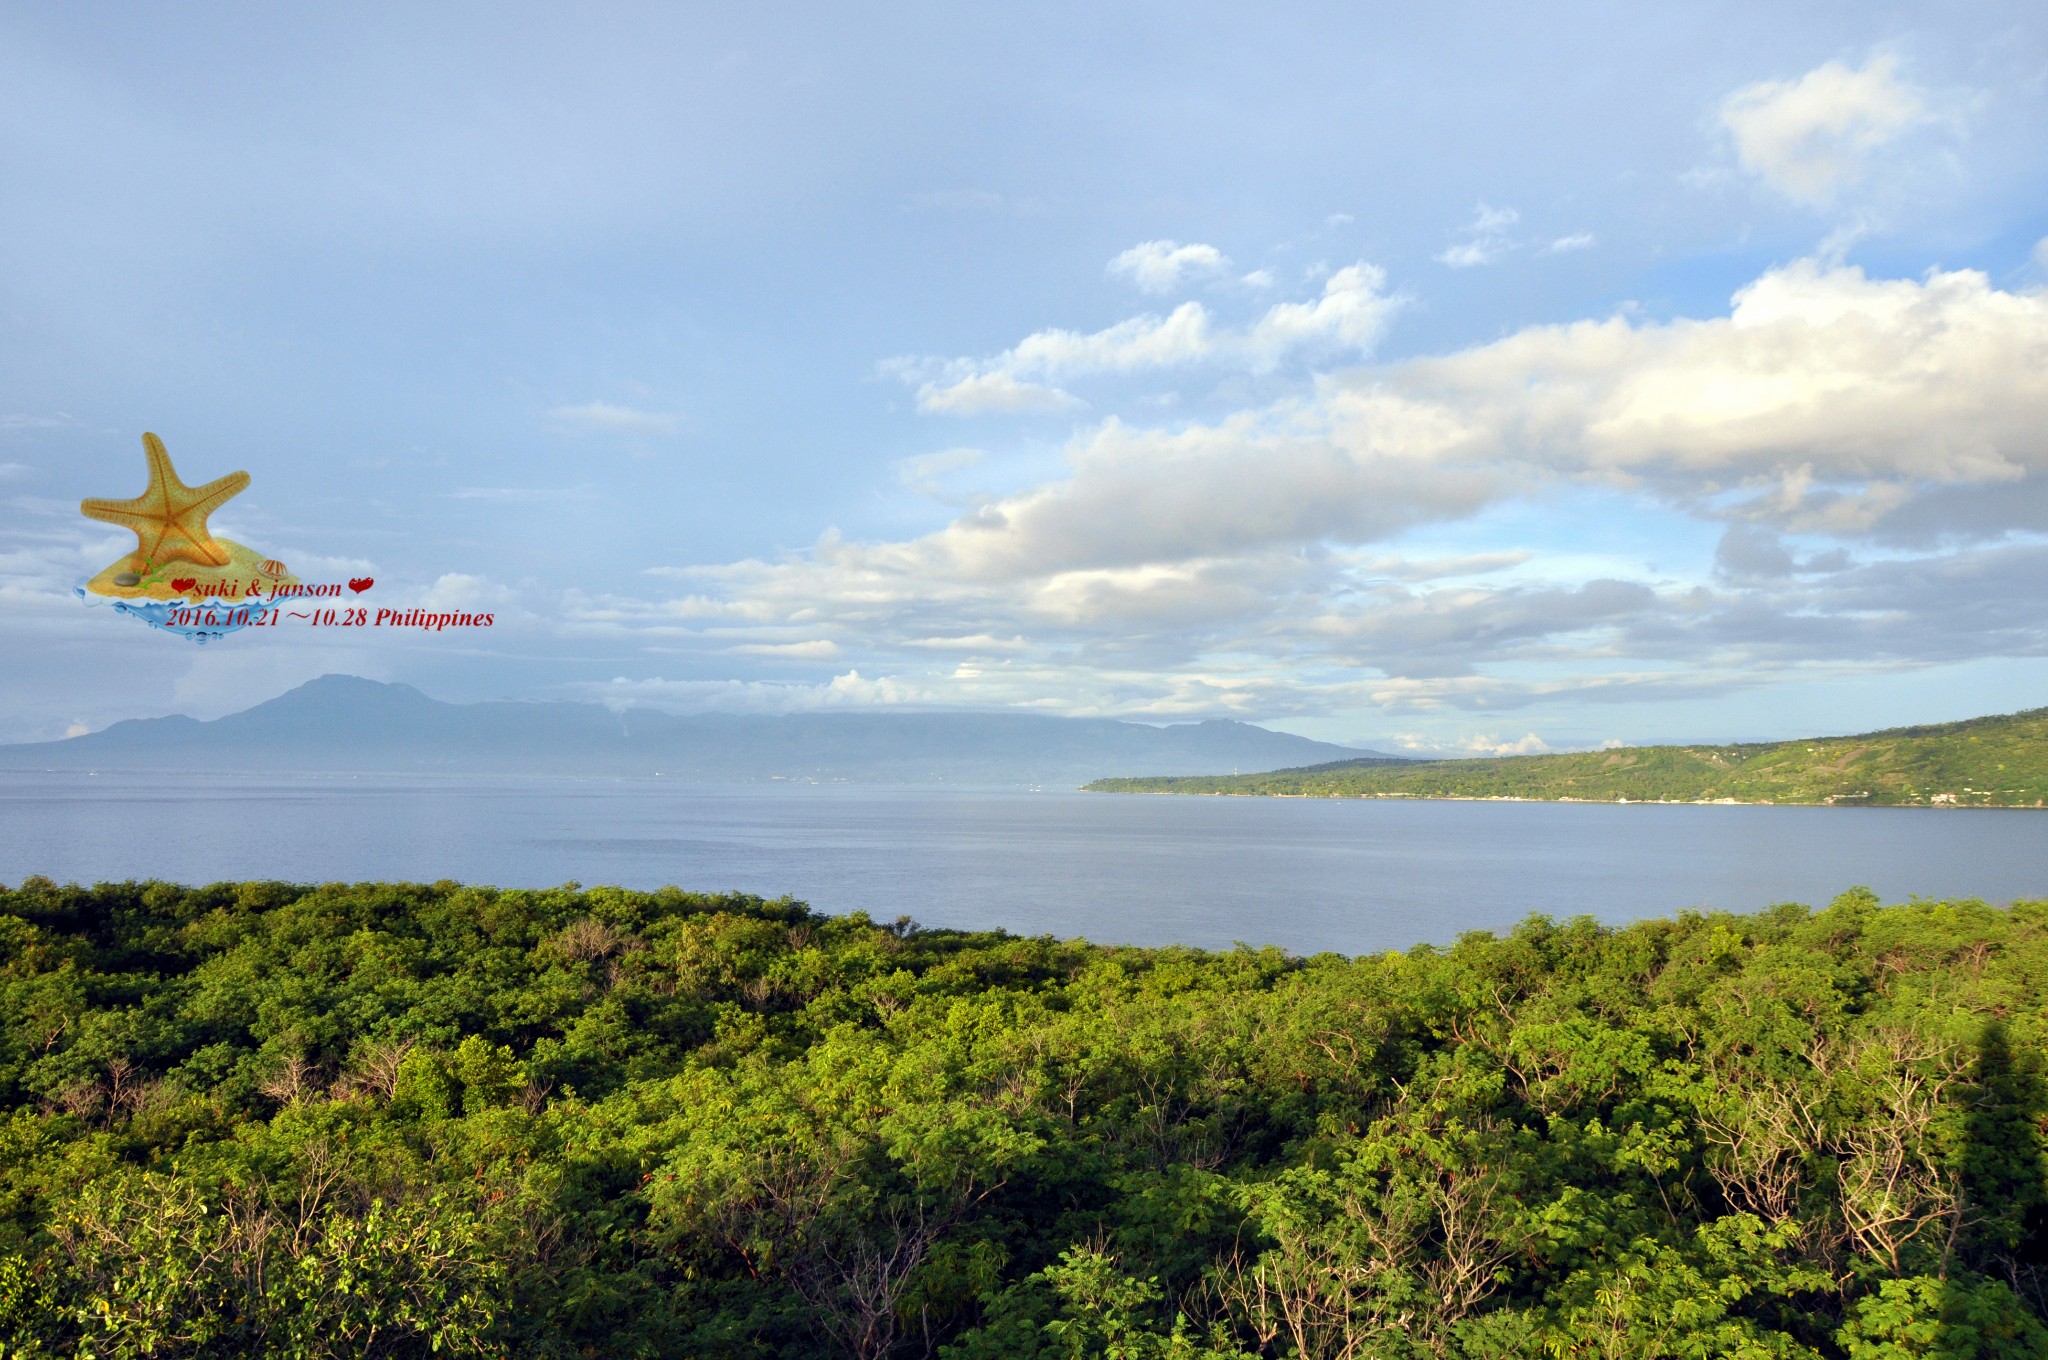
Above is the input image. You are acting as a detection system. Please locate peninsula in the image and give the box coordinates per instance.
[1086,705,2048,807]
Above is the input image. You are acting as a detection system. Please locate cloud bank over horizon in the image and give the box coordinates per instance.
[595,251,2047,730]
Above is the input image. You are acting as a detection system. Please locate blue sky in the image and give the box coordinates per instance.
[4,2,2046,752]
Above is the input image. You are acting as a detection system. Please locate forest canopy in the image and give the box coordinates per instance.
[2,877,2045,1358]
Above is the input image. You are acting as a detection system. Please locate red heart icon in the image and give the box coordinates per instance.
[348,577,374,594]
[171,577,197,592]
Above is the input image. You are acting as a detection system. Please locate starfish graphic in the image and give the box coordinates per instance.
[80,432,250,568]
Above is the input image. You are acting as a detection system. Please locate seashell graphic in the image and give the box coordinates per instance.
[258,559,288,577]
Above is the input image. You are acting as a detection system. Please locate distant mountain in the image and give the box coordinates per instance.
[1086,706,2048,807]
[0,675,1396,786]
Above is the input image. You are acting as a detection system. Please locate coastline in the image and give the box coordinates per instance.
[1087,787,2048,809]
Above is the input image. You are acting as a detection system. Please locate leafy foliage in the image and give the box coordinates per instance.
[1087,706,2048,807]
[1,877,2045,1356]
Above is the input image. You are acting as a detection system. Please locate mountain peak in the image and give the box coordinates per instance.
[291,674,428,699]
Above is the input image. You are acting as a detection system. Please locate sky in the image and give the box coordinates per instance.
[3,2,2046,753]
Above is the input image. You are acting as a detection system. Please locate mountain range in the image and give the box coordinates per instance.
[0,675,1392,786]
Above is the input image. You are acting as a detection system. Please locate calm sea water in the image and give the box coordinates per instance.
[2,772,2043,955]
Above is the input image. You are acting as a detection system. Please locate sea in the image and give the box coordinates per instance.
[2,771,2043,956]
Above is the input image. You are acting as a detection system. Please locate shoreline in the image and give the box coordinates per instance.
[1087,787,2048,810]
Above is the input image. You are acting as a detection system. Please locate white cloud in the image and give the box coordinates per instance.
[269,548,377,577]
[914,372,1082,416]
[882,254,2048,588]
[545,400,681,437]
[897,264,1402,412]
[1387,258,2048,519]
[1435,203,1520,268]
[655,255,2048,715]
[1465,732,1552,756]
[903,633,1029,651]
[1243,265,1400,368]
[1436,242,1497,269]
[730,639,841,658]
[1002,301,1218,375]
[1107,240,1231,294]
[1719,55,1930,207]
[418,572,513,610]
[1546,233,1596,254]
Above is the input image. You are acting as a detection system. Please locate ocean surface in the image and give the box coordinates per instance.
[3,772,2043,955]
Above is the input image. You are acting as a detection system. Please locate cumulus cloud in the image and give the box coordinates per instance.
[1463,732,1552,756]
[1242,265,1401,367]
[1108,240,1231,293]
[1386,259,2048,530]
[631,254,2048,718]
[545,400,681,437]
[1435,204,1520,268]
[1020,304,1221,372]
[902,257,2048,568]
[913,372,1082,416]
[895,264,1401,413]
[1719,55,1931,206]
[1546,233,1596,254]
[417,572,515,611]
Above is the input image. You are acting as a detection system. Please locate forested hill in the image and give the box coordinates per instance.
[4,877,2048,1356]
[1087,704,2048,807]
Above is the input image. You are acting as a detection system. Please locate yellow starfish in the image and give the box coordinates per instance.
[80,432,250,568]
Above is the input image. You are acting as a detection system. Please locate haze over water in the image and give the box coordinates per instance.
[4,773,2041,955]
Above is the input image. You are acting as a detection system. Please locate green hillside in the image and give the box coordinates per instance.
[1087,705,2048,806]
[4,878,2048,1355]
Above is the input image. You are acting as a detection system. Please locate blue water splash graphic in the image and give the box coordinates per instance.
[76,585,281,643]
